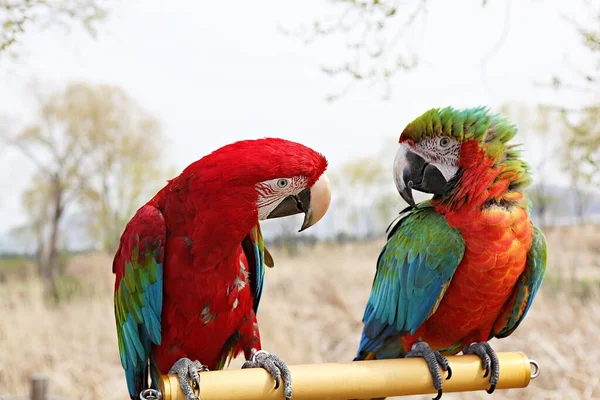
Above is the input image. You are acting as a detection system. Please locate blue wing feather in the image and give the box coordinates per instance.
[243,224,266,314]
[356,202,465,360]
[253,240,264,309]
[113,205,165,397]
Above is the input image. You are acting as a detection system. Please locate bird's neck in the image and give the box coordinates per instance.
[433,140,530,214]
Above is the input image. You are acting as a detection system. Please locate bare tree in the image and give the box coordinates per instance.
[3,100,96,296]
[2,82,167,298]
[21,172,52,263]
[74,84,169,254]
[6,171,51,259]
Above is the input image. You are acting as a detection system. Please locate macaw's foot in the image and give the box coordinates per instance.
[405,341,452,400]
[462,342,499,394]
[168,357,208,400]
[242,349,292,400]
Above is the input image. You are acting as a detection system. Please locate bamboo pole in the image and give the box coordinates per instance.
[158,352,538,400]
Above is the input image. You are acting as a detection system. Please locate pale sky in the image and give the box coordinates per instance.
[0,0,595,237]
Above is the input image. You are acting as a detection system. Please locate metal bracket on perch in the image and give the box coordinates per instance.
[140,388,163,400]
[141,352,539,400]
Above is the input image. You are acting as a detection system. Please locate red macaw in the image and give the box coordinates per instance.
[355,107,547,400]
[113,138,331,400]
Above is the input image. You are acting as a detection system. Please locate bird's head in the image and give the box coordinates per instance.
[190,137,331,232]
[393,106,529,208]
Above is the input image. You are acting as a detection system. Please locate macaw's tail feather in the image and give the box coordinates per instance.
[353,351,376,362]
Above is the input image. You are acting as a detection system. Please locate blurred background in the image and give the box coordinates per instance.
[0,0,599,399]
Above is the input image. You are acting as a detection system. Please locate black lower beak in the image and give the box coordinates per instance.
[401,150,452,206]
[266,189,309,219]
[266,189,312,230]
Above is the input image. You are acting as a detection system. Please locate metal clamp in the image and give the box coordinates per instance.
[140,388,163,400]
[529,359,540,379]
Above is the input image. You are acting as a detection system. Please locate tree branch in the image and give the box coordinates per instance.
[1,132,53,177]
[0,0,107,55]
[287,0,520,100]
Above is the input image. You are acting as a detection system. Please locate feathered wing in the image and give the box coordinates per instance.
[215,223,268,370]
[113,205,166,397]
[491,225,547,338]
[356,202,465,360]
[242,223,267,313]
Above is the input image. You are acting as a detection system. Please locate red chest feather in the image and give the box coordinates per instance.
[153,243,257,372]
[412,205,533,350]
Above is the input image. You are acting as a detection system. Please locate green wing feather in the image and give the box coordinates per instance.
[113,205,165,397]
[242,224,267,313]
[356,202,466,360]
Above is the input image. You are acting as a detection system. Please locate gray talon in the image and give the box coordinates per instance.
[463,342,499,394]
[168,358,206,400]
[242,350,292,400]
[406,341,452,400]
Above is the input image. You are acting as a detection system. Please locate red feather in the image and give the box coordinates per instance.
[407,140,534,350]
[118,138,327,374]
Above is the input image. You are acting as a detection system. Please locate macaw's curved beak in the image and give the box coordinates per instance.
[394,143,455,208]
[266,173,332,232]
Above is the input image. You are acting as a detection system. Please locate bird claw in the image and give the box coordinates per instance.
[168,357,208,400]
[463,342,499,394]
[405,341,452,400]
[242,349,292,400]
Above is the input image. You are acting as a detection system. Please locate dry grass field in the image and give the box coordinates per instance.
[1,224,599,400]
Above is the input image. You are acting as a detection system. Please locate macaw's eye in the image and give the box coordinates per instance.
[439,137,451,148]
[276,178,289,188]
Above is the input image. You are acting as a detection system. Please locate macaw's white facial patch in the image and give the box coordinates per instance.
[255,176,308,220]
[413,136,461,182]
[430,163,459,182]
[416,136,461,166]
